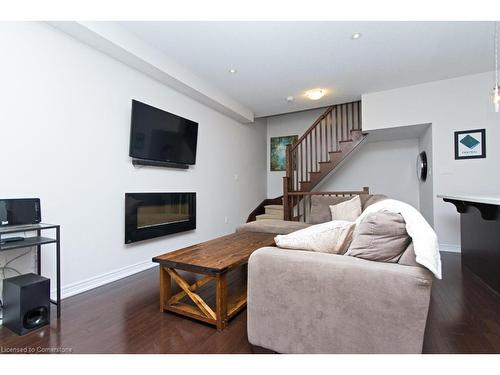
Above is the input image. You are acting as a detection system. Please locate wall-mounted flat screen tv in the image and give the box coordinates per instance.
[129,100,199,165]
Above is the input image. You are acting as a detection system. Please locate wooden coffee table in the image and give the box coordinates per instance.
[152,231,276,331]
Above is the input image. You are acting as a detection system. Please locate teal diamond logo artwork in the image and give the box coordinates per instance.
[460,134,480,149]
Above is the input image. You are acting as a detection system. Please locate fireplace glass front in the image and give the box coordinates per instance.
[125,192,196,244]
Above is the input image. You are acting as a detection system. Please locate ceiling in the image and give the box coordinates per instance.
[118,21,495,118]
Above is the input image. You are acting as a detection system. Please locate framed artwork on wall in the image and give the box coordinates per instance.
[454,129,486,160]
[270,135,298,171]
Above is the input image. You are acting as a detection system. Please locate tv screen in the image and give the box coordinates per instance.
[129,100,199,165]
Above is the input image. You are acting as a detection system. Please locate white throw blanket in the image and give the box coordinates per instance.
[357,199,442,279]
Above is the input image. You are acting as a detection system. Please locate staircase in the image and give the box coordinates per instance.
[246,196,284,223]
[255,204,284,221]
[283,101,367,220]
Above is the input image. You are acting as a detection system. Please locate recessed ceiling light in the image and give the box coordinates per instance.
[305,89,325,101]
[351,33,362,40]
[228,68,237,74]
[286,96,294,103]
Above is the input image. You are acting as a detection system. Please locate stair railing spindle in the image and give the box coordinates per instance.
[350,103,353,132]
[334,106,338,150]
[315,126,318,171]
[309,132,312,173]
[324,118,328,159]
[353,102,357,130]
[300,142,303,187]
[305,133,309,181]
[358,101,362,129]
[295,149,299,191]
[342,104,346,141]
[328,112,333,152]
[340,105,343,141]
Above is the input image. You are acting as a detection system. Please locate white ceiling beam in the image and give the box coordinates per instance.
[47,21,255,123]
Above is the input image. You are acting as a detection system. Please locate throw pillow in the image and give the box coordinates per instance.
[329,195,362,221]
[275,220,356,254]
[398,242,419,267]
[345,211,411,263]
[361,194,387,211]
[307,195,351,224]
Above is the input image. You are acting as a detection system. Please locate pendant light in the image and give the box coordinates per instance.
[494,22,499,113]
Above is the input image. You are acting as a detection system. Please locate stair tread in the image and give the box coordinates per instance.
[256,213,284,221]
[339,139,354,143]
[264,204,284,210]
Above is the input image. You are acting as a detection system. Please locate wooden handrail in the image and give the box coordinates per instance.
[283,100,363,220]
[288,100,361,154]
[285,100,361,184]
[289,105,334,153]
[287,187,369,196]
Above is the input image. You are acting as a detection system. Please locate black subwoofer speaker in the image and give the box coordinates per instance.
[2,273,50,335]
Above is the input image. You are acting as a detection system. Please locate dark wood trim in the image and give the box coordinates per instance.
[282,100,366,219]
[287,187,369,196]
[289,105,334,153]
[246,196,283,223]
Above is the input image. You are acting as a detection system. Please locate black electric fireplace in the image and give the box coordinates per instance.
[125,192,196,244]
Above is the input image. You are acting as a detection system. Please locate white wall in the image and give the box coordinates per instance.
[266,108,421,208]
[317,138,420,208]
[363,71,500,250]
[418,125,434,226]
[266,108,325,197]
[0,22,267,298]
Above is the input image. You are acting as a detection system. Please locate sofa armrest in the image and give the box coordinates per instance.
[247,247,433,353]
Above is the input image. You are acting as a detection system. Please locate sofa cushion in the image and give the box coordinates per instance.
[361,194,388,211]
[307,195,351,224]
[398,242,420,267]
[329,195,362,221]
[236,219,311,235]
[345,211,411,263]
[275,220,355,254]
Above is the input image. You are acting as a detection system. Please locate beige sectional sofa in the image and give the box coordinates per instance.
[241,193,434,354]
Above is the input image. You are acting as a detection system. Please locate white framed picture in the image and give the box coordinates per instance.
[454,129,486,160]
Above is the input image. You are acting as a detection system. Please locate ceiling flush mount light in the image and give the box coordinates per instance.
[286,96,294,103]
[351,33,362,40]
[228,68,237,74]
[494,22,499,113]
[305,89,325,101]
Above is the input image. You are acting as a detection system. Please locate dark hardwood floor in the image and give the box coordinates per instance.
[423,252,500,353]
[1,252,499,354]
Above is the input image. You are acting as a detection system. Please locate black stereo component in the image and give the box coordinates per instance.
[2,273,50,335]
[0,198,41,227]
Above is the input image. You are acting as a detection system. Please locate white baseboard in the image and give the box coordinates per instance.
[51,260,157,300]
[439,243,461,253]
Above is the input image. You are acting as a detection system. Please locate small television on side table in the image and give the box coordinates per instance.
[129,100,199,169]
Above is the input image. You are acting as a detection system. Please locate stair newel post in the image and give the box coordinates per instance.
[358,101,362,130]
[283,177,290,221]
[283,143,293,221]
